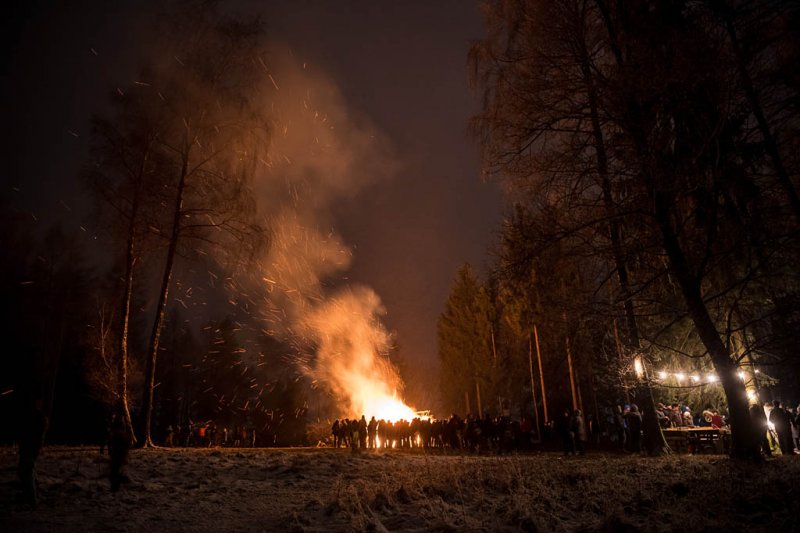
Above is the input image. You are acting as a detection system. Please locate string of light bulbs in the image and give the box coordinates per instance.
[653,369,757,384]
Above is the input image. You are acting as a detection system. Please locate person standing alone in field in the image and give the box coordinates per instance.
[109,407,132,492]
[17,396,48,505]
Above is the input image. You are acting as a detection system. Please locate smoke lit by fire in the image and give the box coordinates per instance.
[257,49,420,422]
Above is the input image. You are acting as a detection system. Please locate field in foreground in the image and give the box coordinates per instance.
[1,446,798,532]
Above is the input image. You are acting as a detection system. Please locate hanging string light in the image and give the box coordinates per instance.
[652,369,751,386]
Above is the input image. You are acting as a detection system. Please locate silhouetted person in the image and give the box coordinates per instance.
[614,405,626,450]
[332,420,340,448]
[109,408,132,492]
[769,400,793,455]
[207,423,216,448]
[17,396,48,506]
[793,405,800,451]
[572,409,587,455]
[348,419,357,451]
[625,404,643,453]
[557,409,575,455]
[749,403,772,457]
[358,415,368,449]
[368,416,377,449]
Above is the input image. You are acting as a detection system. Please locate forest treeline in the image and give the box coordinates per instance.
[438,0,799,458]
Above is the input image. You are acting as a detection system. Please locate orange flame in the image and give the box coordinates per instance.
[345,374,419,422]
[300,287,423,422]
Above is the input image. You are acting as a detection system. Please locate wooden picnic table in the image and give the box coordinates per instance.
[663,427,731,454]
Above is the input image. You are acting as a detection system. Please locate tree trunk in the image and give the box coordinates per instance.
[528,334,541,438]
[533,324,549,425]
[564,312,578,412]
[654,191,759,459]
[117,198,139,444]
[116,144,152,445]
[139,151,189,447]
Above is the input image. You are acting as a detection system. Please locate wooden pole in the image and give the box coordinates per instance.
[564,312,578,411]
[464,390,471,416]
[476,380,483,419]
[533,324,548,425]
[490,328,498,367]
[528,333,541,438]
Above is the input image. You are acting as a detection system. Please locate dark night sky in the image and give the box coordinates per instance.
[2,1,504,385]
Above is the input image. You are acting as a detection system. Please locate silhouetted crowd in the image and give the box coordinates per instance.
[165,422,258,448]
[331,414,535,453]
[330,398,800,458]
[329,404,740,456]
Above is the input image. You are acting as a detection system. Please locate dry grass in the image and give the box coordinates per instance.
[1,447,797,532]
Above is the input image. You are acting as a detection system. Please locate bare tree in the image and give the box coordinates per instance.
[87,91,162,443]
[134,5,269,447]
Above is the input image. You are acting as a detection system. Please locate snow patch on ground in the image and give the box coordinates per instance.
[1,447,797,531]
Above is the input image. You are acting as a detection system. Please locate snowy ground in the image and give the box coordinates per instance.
[1,446,797,532]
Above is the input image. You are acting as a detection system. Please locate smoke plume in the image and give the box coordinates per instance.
[255,46,416,419]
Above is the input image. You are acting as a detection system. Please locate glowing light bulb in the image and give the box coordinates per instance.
[675,373,685,382]
[738,371,746,381]
[658,371,668,380]
[691,375,700,383]
[707,374,718,382]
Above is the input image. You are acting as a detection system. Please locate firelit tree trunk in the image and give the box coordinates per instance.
[117,146,151,445]
[117,205,138,444]
[139,150,189,448]
[654,192,759,459]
